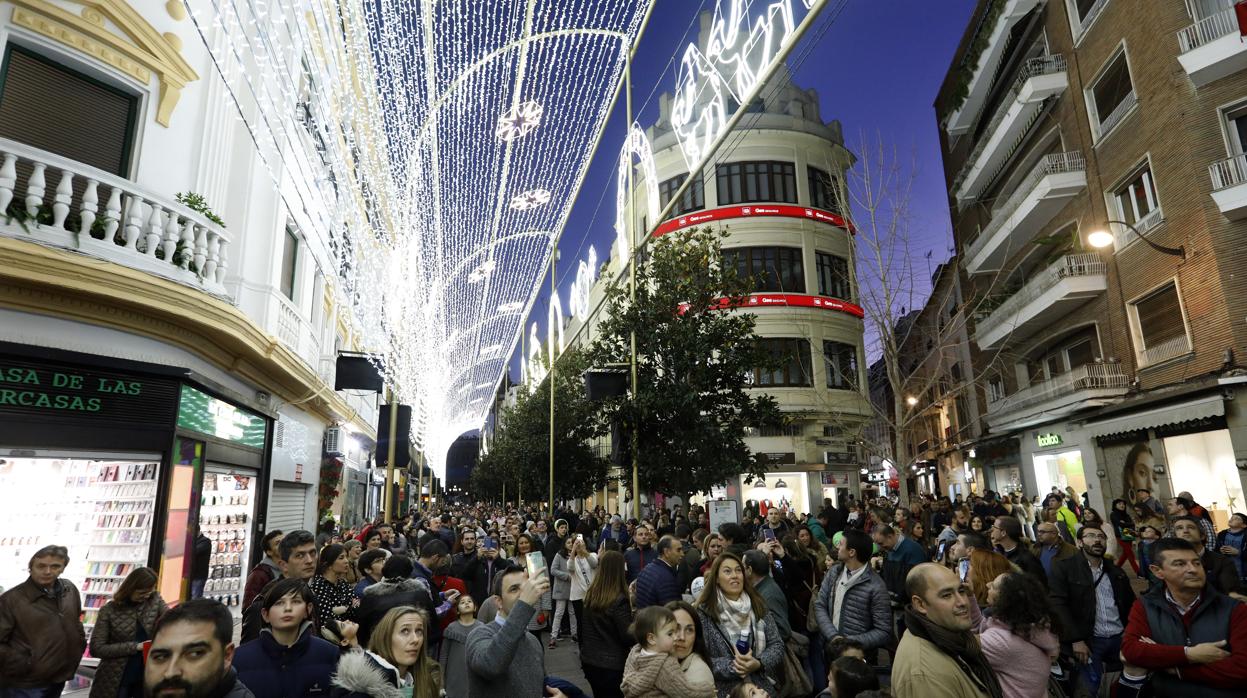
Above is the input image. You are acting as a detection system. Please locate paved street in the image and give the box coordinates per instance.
[544,634,593,694]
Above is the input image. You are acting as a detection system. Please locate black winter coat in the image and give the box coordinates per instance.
[579,594,633,670]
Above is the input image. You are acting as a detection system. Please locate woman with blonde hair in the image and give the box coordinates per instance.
[967,549,1013,607]
[699,533,724,576]
[331,606,442,698]
[89,567,168,698]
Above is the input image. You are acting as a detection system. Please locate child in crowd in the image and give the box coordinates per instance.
[622,606,715,698]
[818,656,879,698]
[439,595,482,698]
[726,685,768,698]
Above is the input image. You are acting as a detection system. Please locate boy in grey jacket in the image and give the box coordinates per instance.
[813,529,893,653]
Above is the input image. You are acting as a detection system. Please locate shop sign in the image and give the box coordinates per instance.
[1036,433,1063,448]
[177,385,266,448]
[757,452,795,465]
[0,357,177,422]
[819,471,842,486]
[824,450,856,465]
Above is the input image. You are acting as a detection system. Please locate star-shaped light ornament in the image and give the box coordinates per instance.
[510,188,551,211]
[498,301,524,313]
[496,101,544,142]
[468,259,496,284]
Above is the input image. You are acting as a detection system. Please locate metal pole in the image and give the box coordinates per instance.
[549,251,556,515]
[626,54,640,519]
[384,388,397,524]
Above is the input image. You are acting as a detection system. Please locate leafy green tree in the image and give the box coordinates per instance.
[589,226,783,502]
[470,348,609,503]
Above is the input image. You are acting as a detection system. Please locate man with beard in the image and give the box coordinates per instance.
[1048,526,1136,696]
[412,538,460,649]
[144,599,254,698]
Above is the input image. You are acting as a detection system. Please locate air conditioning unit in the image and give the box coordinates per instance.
[325,426,345,456]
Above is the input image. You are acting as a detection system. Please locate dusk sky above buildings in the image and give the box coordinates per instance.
[510,0,978,381]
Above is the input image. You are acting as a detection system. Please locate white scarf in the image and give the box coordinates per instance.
[715,589,766,655]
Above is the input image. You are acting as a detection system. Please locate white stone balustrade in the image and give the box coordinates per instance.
[0,137,232,300]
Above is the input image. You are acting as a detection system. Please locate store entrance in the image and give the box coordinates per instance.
[1031,449,1087,500]
[200,464,258,617]
[0,452,160,660]
[1162,430,1244,530]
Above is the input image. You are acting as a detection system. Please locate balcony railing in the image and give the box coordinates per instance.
[978,253,1105,327]
[953,54,1068,196]
[1210,152,1247,190]
[1178,6,1238,52]
[988,362,1129,416]
[0,138,231,298]
[965,151,1086,262]
[1097,90,1137,138]
[1139,334,1193,367]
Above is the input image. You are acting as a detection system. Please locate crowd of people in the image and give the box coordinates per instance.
[0,485,1245,697]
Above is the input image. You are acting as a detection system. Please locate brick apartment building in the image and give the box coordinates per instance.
[925,0,1247,523]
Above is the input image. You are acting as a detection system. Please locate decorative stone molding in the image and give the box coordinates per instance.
[0,235,366,427]
[8,0,199,127]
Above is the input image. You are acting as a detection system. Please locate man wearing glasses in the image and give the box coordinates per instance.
[1032,522,1077,577]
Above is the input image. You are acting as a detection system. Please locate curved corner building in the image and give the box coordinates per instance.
[639,65,873,513]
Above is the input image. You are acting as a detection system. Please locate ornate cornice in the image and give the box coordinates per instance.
[0,235,365,428]
[9,0,199,126]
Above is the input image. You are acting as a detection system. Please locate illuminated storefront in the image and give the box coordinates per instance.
[0,344,271,628]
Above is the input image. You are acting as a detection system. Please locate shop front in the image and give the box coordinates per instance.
[0,343,272,633]
[969,437,1021,498]
[1088,391,1246,530]
[1018,424,1105,515]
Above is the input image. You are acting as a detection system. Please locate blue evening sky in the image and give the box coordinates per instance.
[511,0,977,379]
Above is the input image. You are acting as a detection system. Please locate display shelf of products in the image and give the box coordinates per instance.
[0,456,159,671]
[200,472,256,614]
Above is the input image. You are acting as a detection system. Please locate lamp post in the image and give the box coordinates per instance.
[1086,219,1185,259]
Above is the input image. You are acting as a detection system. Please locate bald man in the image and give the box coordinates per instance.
[890,563,1001,698]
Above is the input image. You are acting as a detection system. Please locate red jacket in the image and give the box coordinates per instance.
[1121,592,1247,689]
[432,575,467,630]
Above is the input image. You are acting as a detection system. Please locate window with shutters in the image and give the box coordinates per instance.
[0,46,137,177]
[722,246,805,293]
[716,161,797,205]
[1129,281,1191,365]
[751,338,812,387]
[807,166,843,215]
[815,252,852,300]
[1111,163,1161,234]
[658,173,704,217]
[823,341,858,390]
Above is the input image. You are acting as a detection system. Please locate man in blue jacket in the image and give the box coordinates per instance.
[233,578,341,697]
[634,535,683,609]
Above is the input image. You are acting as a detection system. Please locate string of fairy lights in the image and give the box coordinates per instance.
[187,0,650,476]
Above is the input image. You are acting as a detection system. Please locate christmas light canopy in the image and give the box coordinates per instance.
[510,189,554,211]
[496,101,546,142]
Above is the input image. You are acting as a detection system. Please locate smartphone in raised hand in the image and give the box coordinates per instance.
[525,551,547,580]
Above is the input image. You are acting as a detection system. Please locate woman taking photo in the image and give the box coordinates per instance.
[975,573,1059,698]
[310,544,357,623]
[89,567,168,698]
[332,606,442,698]
[695,552,783,697]
[580,550,633,698]
[568,535,598,641]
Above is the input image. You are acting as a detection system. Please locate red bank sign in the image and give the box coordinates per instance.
[683,293,866,319]
[654,204,854,237]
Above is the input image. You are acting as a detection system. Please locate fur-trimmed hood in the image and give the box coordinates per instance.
[362,576,429,598]
[331,651,402,698]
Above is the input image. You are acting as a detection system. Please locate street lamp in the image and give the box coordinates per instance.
[905,396,918,407]
[1087,219,1185,259]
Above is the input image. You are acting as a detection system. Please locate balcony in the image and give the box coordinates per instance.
[0,138,231,299]
[954,55,1069,203]
[974,254,1107,350]
[1209,152,1247,219]
[1177,7,1247,88]
[964,152,1087,275]
[985,362,1130,431]
[945,0,1044,136]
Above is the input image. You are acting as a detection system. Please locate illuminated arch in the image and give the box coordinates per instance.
[614,124,660,267]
